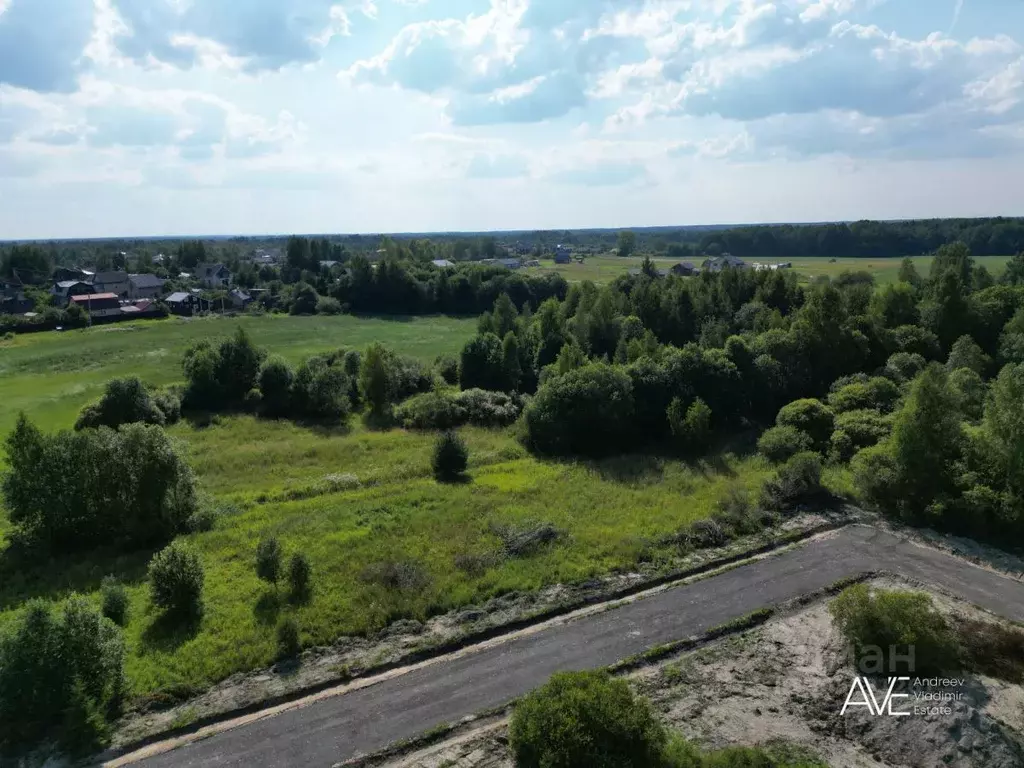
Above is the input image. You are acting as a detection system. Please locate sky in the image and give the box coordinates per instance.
[0,0,1023,239]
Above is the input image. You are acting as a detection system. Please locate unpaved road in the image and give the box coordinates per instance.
[128,526,1024,768]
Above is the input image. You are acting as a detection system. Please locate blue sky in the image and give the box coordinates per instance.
[0,0,1022,238]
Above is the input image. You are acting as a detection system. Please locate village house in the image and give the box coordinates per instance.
[53,266,95,283]
[228,288,253,309]
[91,271,130,297]
[196,263,232,289]
[670,261,697,276]
[165,292,201,315]
[128,273,166,300]
[1,277,32,314]
[431,259,456,269]
[69,293,122,319]
[51,280,94,304]
[701,254,749,273]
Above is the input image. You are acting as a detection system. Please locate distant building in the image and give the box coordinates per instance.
[701,254,749,273]
[670,262,697,276]
[431,259,456,269]
[320,261,341,269]
[53,266,95,283]
[499,258,522,270]
[91,271,130,297]
[70,293,122,319]
[554,252,572,265]
[165,292,201,315]
[1,277,32,314]
[228,288,253,309]
[525,259,541,267]
[128,273,166,300]
[52,280,95,304]
[196,263,232,289]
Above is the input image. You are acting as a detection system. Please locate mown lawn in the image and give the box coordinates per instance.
[530,254,1012,286]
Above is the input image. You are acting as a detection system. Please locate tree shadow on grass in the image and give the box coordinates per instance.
[584,454,665,485]
[0,537,156,611]
[141,609,203,653]
[254,591,282,627]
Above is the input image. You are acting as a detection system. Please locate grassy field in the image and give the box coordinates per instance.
[0,313,772,703]
[532,254,1013,285]
[0,314,477,437]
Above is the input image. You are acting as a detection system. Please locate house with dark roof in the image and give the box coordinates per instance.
[499,258,522,270]
[91,271,130,297]
[70,293,122,318]
[701,254,749,273]
[196,263,232,289]
[228,288,253,309]
[128,273,166,300]
[670,262,697,276]
[52,280,95,304]
[165,292,201,315]
[1,277,32,314]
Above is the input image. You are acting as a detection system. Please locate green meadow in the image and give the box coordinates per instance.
[535,254,1013,285]
[0,313,768,702]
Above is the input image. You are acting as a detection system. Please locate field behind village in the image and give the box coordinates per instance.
[0,314,773,702]
[536,254,1013,285]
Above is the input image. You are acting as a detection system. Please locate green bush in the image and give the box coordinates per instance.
[291,358,352,423]
[0,597,125,756]
[760,452,823,512]
[946,334,990,376]
[884,352,927,384]
[2,417,198,552]
[259,357,295,418]
[826,377,900,414]
[256,537,283,587]
[435,354,460,385]
[395,389,526,430]
[775,399,834,453]
[757,425,814,464]
[523,363,635,456]
[667,397,712,452]
[315,296,343,315]
[432,430,469,483]
[276,616,301,659]
[75,376,167,431]
[149,541,205,618]
[831,409,893,460]
[182,328,267,410]
[829,584,960,676]
[509,671,668,768]
[288,552,313,603]
[152,390,182,425]
[101,576,130,627]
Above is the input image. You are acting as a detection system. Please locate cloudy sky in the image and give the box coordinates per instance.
[0,0,1022,239]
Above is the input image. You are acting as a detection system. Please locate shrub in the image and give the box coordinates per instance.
[457,388,526,427]
[395,391,466,430]
[360,342,397,415]
[152,390,182,425]
[760,451,823,512]
[292,358,351,422]
[259,357,295,418]
[757,425,814,464]
[75,376,166,431]
[0,597,125,756]
[361,560,430,591]
[315,296,343,315]
[833,409,892,456]
[435,354,460,385]
[182,328,267,409]
[290,282,319,315]
[149,541,205,618]
[775,399,834,453]
[884,351,927,384]
[288,552,313,603]
[256,537,283,587]
[100,576,130,627]
[433,430,469,482]
[826,377,901,414]
[459,333,505,392]
[829,585,960,676]
[2,417,198,552]
[523,363,635,456]
[276,616,301,659]
[509,670,668,768]
[667,397,712,452]
[712,484,768,538]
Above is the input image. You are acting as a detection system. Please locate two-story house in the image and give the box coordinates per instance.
[91,271,131,297]
[128,274,166,300]
[197,264,232,289]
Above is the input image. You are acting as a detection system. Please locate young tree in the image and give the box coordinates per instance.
[149,541,205,618]
[259,357,295,418]
[288,552,313,604]
[432,430,469,483]
[255,537,283,587]
[946,335,991,376]
[360,343,396,416]
[501,332,523,392]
